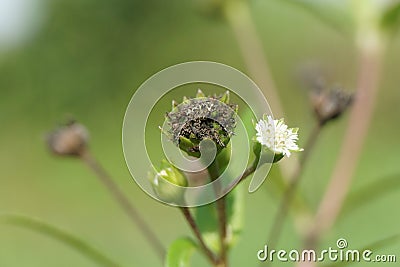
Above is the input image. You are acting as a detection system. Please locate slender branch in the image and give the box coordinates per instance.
[298,33,384,267]
[208,160,228,267]
[180,207,219,266]
[0,214,121,267]
[221,156,259,196]
[263,123,322,266]
[79,149,165,261]
[308,40,383,245]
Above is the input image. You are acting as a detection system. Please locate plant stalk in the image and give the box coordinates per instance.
[180,207,219,266]
[208,160,228,267]
[298,31,384,267]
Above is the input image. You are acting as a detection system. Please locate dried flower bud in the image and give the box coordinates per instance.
[164,90,238,157]
[149,160,188,203]
[310,87,353,125]
[47,121,89,156]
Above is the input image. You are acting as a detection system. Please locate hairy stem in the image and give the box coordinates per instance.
[79,150,165,261]
[180,207,219,266]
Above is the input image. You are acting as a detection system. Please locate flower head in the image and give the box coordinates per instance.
[164,89,238,157]
[255,115,303,160]
[310,87,353,125]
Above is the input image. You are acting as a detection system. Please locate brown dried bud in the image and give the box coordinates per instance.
[47,121,89,156]
[310,87,353,125]
[164,90,238,157]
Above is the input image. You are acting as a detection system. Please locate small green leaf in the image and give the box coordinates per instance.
[165,237,198,267]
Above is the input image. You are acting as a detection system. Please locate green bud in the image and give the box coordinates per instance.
[150,160,188,204]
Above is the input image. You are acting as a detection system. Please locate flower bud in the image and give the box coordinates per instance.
[149,160,188,204]
[47,120,89,156]
[310,87,353,125]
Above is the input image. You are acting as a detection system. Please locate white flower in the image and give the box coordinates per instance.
[255,115,303,157]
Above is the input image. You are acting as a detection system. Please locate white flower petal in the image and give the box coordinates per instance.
[255,115,303,158]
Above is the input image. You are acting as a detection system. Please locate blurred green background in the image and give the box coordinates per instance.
[0,0,399,266]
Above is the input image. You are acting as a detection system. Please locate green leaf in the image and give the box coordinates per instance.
[193,184,245,254]
[0,214,121,267]
[341,173,400,218]
[381,2,400,34]
[165,237,198,267]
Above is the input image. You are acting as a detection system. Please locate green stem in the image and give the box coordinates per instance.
[0,214,121,267]
[208,160,228,267]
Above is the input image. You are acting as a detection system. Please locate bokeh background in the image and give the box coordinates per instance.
[0,0,399,266]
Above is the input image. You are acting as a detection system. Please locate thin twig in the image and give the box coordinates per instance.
[221,156,259,196]
[298,34,384,267]
[79,149,165,261]
[180,207,219,265]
